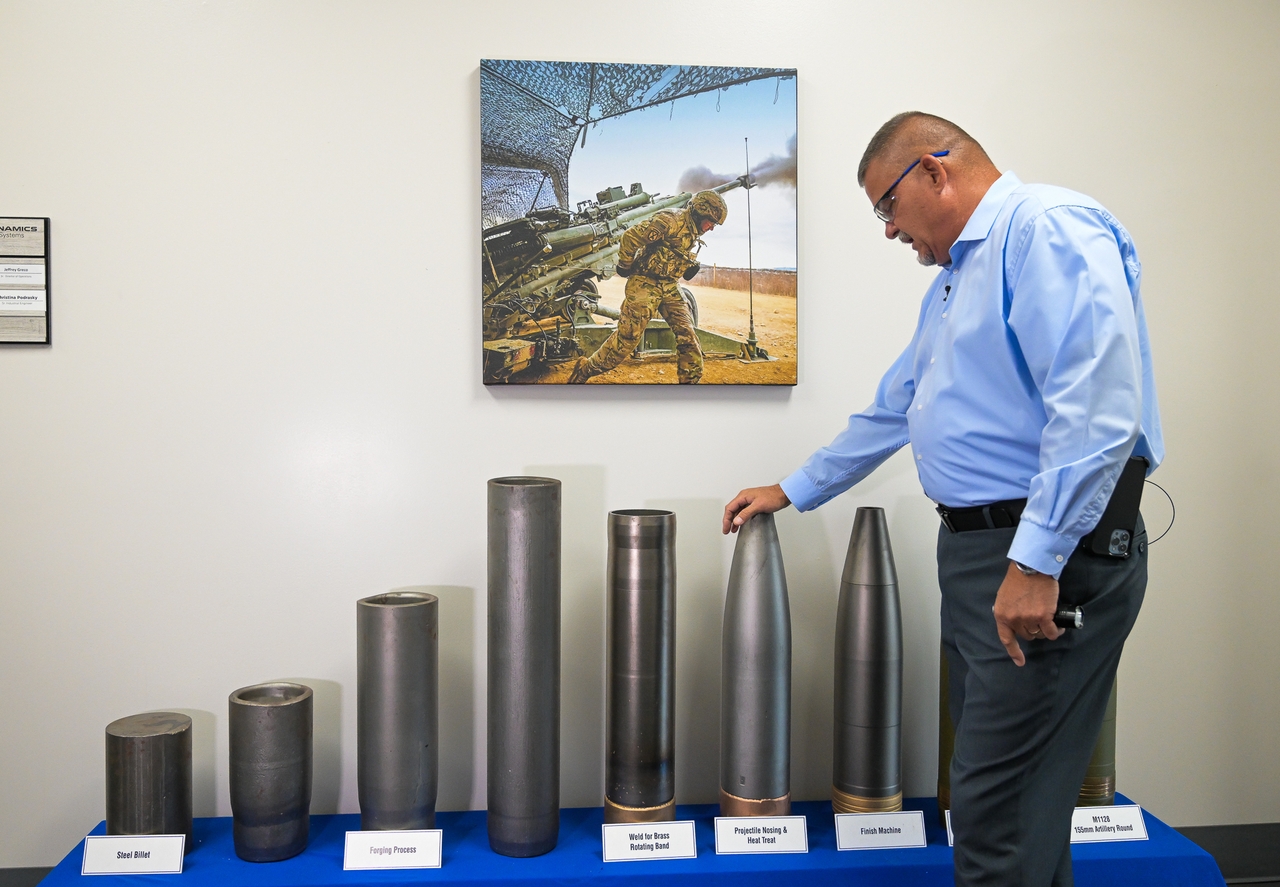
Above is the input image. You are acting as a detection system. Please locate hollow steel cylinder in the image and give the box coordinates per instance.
[720,512,791,817]
[605,509,676,824]
[358,590,439,830]
[487,476,561,857]
[228,682,313,862]
[105,712,193,849]
[832,506,903,813]
[1077,678,1118,806]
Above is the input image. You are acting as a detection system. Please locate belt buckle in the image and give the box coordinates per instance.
[936,505,957,533]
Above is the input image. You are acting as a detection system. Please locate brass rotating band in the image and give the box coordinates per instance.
[718,789,791,817]
[1077,776,1116,804]
[604,796,676,824]
[832,786,902,814]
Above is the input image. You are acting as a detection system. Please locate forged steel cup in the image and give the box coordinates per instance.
[105,712,193,848]
[228,682,313,862]
[487,476,561,857]
[605,509,676,824]
[357,590,439,830]
[832,507,904,814]
[720,512,791,817]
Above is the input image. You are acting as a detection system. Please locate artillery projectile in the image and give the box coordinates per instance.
[487,477,561,856]
[720,512,791,816]
[605,510,676,823]
[832,507,903,814]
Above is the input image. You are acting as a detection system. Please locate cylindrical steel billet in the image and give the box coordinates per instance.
[936,642,953,824]
[487,476,561,857]
[105,712,193,849]
[1077,678,1118,806]
[358,590,439,830]
[832,507,903,814]
[720,512,791,817]
[606,509,676,824]
[228,682,313,862]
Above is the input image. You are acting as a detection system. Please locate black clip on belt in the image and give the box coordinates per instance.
[936,498,1028,533]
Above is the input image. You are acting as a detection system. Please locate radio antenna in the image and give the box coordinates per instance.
[744,137,758,357]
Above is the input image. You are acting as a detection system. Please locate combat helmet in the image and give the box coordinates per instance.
[689,190,729,227]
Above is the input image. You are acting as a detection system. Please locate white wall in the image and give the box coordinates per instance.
[1,0,1277,868]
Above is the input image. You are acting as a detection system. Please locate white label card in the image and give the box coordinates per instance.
[0,263,45,285]
[1070,805,1148,842]
[714,816,807,854]
[946,806,1149,846]
[81,835,185,875]
[835,811,927,850]
[601,820,697,862]
[0,289,45,312]
[344,829,442,870]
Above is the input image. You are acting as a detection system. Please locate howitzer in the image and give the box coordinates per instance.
[481,176,754,383]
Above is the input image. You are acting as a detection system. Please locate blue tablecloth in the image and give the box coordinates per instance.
[42,795,1224,886]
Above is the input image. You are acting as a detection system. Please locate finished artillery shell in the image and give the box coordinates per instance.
[720,512,791,817]
[605,509,676,824]
[487,477,561,857]
[358,590,439,830]
[1077,678,1118,806]
[832,507,903,813]
[105,712,193,849]
[229,682,313,862]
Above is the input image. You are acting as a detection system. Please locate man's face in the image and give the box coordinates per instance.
[863,154,943,267]
[698,218,716,235]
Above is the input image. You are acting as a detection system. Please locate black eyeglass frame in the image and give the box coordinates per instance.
[873,150,950,223]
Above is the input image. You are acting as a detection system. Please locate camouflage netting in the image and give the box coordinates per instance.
[481,60,794,227]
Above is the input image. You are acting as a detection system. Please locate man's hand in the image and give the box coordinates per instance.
[993,562,1063,666]
[722,485,791,534]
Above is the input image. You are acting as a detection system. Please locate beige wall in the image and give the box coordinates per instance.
[1,0,1277,868]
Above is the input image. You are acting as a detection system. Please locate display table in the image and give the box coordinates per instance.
[41,795,1224,886]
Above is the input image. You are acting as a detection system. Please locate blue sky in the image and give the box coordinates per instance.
[566,74,797,270]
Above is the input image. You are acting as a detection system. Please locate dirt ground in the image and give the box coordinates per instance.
[521,276,797,385]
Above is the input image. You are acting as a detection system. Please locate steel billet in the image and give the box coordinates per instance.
[105,712,193,849]
[358,590,439,830]
[606,509,676,824]
[228,682,313,862]
[720,512,792,817]
[487,476,561,856]
[832,507,903,814]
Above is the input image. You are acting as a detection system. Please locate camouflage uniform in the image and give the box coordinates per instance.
[572,207,706,384]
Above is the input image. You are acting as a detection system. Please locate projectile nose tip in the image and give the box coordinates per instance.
[841,507,898,586]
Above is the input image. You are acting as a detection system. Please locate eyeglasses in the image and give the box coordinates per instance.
[873,150,950,223]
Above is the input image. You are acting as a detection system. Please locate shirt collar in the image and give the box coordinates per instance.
[944,171,1022,267]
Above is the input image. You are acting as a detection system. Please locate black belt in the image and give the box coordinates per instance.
[936,498,1027,533]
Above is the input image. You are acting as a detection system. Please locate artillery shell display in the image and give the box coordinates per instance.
[832,507,903,814]
[720,512,791,817]
[228,682,313,862]
[1077,678,1118,806]
[487,476,561,857]
[605,509,676,824]
[105,712,193,849]
[357,590,439,830]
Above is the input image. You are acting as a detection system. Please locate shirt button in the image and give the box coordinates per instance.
[1056,555,1064,563]
[917,404,922,411]
[931,357,935,364]
[916,454,923,461]
[942,312,947,318]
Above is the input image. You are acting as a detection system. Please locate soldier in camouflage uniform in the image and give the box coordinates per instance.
[568,190,729,384]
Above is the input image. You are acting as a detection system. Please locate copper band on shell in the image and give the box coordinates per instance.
[832,785,902,814]
[719,789,790,817]
[1077,776,1116,804]
[603,796,676,824]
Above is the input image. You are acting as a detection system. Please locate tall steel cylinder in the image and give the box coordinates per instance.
[1077,678,1118,806]
[228,682,313,862]
[720,512,791,816]
[487,476,561,857]
[832,506,903,813]
[358,590,439,830]
[105,712,193,849]
[605,509,676,824]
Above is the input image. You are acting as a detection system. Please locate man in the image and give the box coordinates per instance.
[723,113,1163,887]
[567,189,727,384]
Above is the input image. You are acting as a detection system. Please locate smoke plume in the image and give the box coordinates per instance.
[677,134,797,193]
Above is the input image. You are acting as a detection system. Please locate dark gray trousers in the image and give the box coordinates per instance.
[940,520,1146,887]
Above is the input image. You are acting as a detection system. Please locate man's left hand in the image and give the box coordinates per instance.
[993,562,1063,667]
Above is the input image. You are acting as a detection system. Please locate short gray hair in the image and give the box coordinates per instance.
[857,112,989,186]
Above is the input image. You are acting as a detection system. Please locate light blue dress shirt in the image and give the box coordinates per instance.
[781,172,1164,578]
